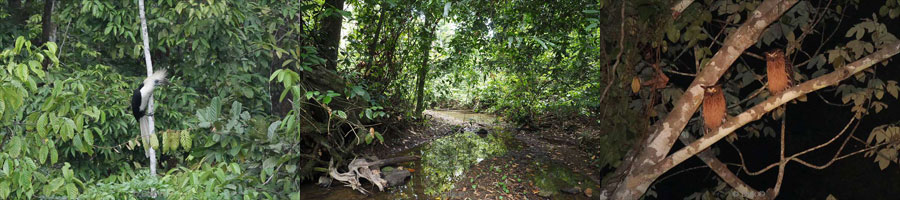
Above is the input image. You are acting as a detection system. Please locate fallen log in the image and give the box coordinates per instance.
[328,156,420,194]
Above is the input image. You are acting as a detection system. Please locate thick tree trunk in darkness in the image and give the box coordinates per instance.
[40,0,56,71]
[40,0,55,45]
[414,19,435,117]
[9,0,30,29]
[319,0,344,71]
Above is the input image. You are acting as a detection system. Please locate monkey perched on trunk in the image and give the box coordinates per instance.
[702,85,726,135]
[765,49,793,95]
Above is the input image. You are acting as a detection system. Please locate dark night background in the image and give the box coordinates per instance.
[654,1,900,199]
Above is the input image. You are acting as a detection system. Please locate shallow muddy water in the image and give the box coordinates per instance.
[299,110,596,199]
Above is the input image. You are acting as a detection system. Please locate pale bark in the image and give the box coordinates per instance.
[654,40,900,180]
[137,0,158,176]
[678,135,762,199]
[670,0,694,18]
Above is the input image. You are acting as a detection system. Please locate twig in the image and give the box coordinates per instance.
[742,116,856,175]
[663,68,696,77]
[770,107,787,198]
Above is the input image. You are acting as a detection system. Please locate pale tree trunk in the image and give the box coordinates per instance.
[414,17,435,117]
[137,0,158,177]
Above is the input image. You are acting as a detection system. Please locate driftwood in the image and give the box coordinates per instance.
[328,156,419,194]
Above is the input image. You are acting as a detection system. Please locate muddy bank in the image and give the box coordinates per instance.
[300,110,602,199]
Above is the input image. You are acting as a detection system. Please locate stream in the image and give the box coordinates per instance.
[299,110,597,199]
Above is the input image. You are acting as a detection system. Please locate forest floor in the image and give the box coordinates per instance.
[442,112,604,200]
[381,110,602,199]
[314,110,604,200]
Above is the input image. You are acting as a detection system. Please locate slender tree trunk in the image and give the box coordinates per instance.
[414,18,435,116]
[137,0,158,177]
[40,0,55,45]
[40,0,56,70]
[319,0,344,71]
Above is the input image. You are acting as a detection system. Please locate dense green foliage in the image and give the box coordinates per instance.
[0,0,381,198]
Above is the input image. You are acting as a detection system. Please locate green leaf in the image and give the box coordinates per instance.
[267,120,282,140]
[28,60,45,78]
[46,178,64,194]
[38,145,49,164]
[262,157,278,175]
[7,136,22,158]
[62,163,73,181]
[375,132,384,143]
[72,135,84,153]
[50,144,58,164]
[269,69,282,82]
[75,115,84,133]
[46,42,58,54]
[14,37,25,53]
[0,181,9,199]
[36,113,49,138]
[334,110,347,119]
[63,117,76,139]
[65,183,78,199]
[83,129,94,146]
[181,130,192,151]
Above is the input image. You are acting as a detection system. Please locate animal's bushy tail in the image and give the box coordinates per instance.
[139,117,151,158]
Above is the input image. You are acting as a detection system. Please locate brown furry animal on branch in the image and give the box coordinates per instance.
[765,49,793,95]
[702,85,725,134]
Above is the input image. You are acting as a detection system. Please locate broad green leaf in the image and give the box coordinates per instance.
[46,178,64,194]
[0,181,8,199]
[65,183,78,199]
[50,144,58,164]
[267,120,282,140]
[63,117,76,139]
[262,157,278,175]
[62,163,73,181]
[72,135,84,152]
[14,37,25,53]
[334,110,347,119]
[38,145,48,164]
[7,136,22,158]
[181,130,192,151]
[150,133,160,149]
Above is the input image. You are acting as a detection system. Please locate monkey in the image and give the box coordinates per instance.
[702,84,726,135]
[764,49,793,95]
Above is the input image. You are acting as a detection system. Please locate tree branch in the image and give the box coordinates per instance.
[608,1,799,199]
[651,40,900,183]
[678,134,763,199]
